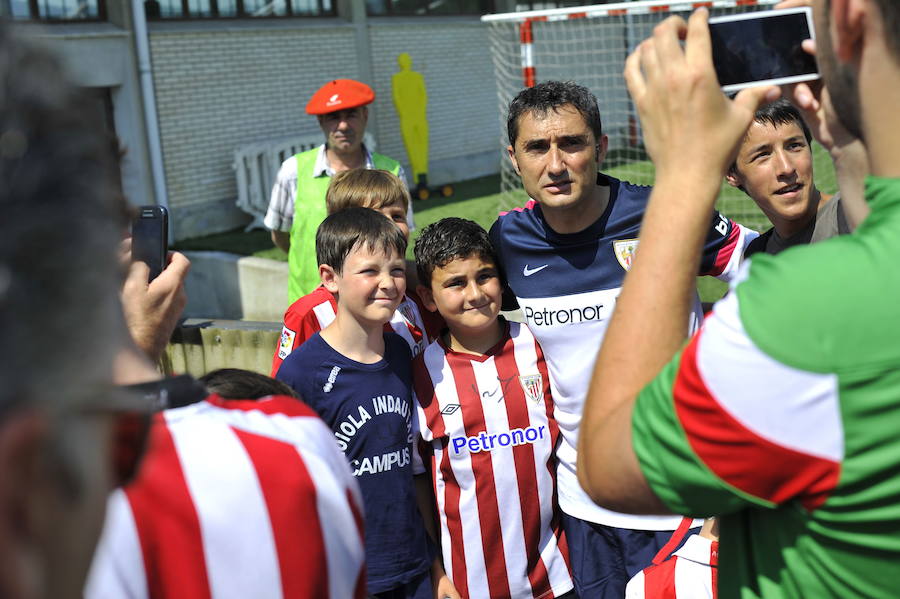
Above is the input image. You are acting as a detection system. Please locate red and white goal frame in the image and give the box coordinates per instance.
[481,0,835,229]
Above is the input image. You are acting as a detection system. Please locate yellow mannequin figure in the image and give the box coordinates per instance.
[392,53,429,189]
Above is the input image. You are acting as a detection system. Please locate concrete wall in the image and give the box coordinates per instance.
[148,17,499,241]
[148,20,361,240]
[22,22,156,208]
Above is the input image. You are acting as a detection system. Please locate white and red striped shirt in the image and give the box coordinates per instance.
[412,320,573,599]
[271,286,440,376]
[85,394,366,599]
[625,530,719,599]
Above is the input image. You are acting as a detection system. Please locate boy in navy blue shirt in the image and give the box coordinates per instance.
[277,207,433,598]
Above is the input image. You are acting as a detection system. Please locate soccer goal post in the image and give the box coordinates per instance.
[482,0,836,230]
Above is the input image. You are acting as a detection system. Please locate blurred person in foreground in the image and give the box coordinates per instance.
[578,1,900,597]
[0,24,140,599]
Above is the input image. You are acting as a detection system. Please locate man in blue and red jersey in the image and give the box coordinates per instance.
[489,80,755,598]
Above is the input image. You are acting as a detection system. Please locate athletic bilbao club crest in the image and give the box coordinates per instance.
[519,374,544,404]
[613,239,639,271]
[398,302,415,324]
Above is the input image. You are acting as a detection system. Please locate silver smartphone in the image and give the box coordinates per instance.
[708,7,819,94]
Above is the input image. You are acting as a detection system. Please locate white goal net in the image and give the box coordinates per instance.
[482,0,835,230]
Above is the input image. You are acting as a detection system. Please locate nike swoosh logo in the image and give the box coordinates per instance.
[523,264,549,277]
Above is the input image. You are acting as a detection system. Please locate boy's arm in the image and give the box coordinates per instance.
[414,474,461,599]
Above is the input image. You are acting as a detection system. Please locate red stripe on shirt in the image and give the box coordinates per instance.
[204,394,318,419]
[126,416,212,599]
[272,286,336,375]
[706,219,741,276]
[413,359,470,598]
[451,356,512,599]
[495,339,550,598]
[642,561,678,599]
[232,427,328,598]
[673,332,841,510]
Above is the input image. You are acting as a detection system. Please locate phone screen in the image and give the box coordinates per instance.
[709,10,818,92]
[132,206,168,282]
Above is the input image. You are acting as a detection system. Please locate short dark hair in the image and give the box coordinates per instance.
[316,206,407,274]
[0,27,126,417]
[506,81,603,148]
[729,99,812,177]
[753,99,812,144]
[414,217,500,287]
[200,369,299,400]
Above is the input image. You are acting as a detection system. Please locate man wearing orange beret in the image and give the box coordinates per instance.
[265,78,411,303]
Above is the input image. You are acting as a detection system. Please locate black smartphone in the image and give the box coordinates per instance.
[709,7,819,93]
[132,205,169,282]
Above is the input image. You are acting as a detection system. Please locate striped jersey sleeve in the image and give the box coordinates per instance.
[632,289,844,517]
[412,322,573,599]
[699,212,757,281]
[85,395,366,599]
[272,287,338,376]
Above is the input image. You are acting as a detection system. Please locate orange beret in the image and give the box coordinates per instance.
[305,79,375,115]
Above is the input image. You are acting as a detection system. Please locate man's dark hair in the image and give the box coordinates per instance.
[728,99,812,177]
[200,369,299,400]
[506,81,603,148]
[414,217,501,287]
[0,26,126,417]
[754,99,812,144]
[316,206,407,274]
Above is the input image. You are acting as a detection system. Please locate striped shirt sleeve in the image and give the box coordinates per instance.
[699,212,757,281]
[632,290,843,517]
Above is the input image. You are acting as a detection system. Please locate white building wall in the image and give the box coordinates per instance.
[149,22,359,240]
[148,18,499,241]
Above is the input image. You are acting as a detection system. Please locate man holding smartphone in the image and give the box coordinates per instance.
[488,80,756,597]
[264,79,411,303]
[578,1,900,596]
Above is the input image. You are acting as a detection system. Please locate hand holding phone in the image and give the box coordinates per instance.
[131,206,168,282]
[709,7,819,93]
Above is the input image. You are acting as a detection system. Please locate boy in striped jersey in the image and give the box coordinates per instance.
[271,169,440,377]
[412,218,574,599]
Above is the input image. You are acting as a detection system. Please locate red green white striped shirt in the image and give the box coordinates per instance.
[632,177,900,598]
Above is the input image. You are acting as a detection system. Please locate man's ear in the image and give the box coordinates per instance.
[507,145,521,176]
[0,410,50,599]
[595,134,609,166]
[830,0,867,64]
[320,264,340,294]
[416,284,438,313]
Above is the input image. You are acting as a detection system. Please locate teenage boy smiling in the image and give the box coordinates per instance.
[276,207,434,599]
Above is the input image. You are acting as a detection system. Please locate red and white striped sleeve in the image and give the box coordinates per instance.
[271,287,338,376]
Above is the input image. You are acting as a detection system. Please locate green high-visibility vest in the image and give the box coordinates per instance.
[287,147,401,303]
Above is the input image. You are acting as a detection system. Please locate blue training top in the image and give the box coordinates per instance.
[277,331,431,593]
